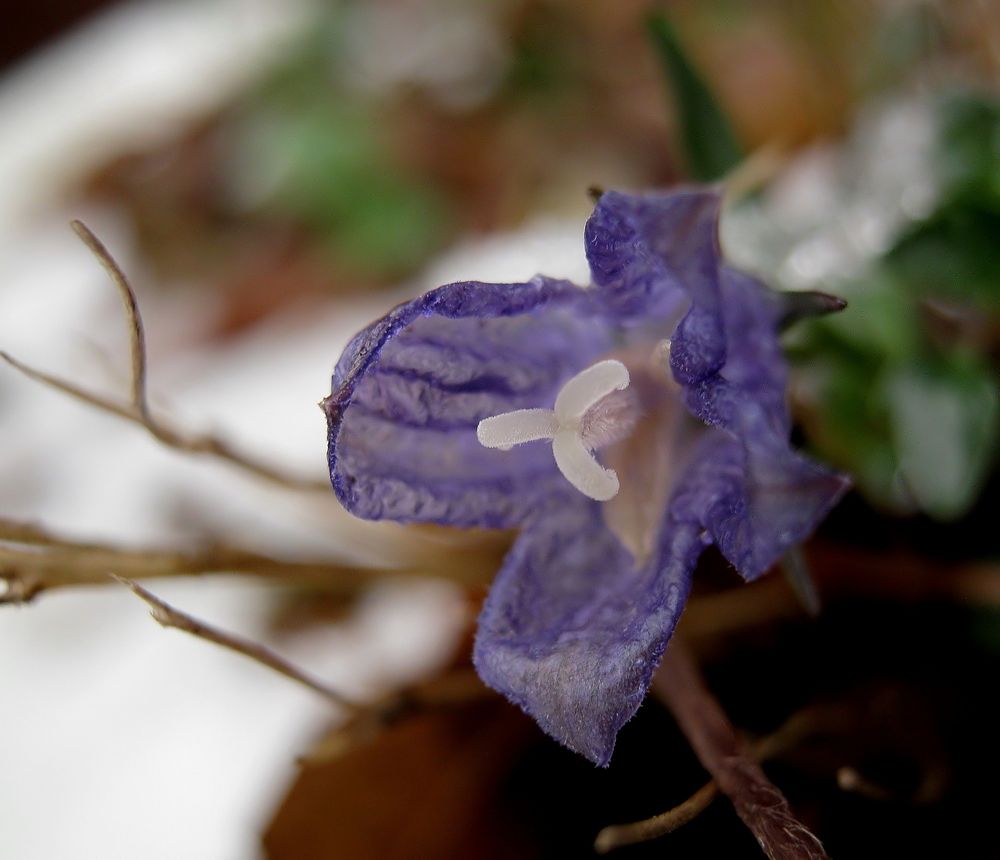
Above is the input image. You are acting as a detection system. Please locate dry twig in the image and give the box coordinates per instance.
[0,221,329,493]
[117,576,359,709]
[116,575,493,761]
[595,704,847,853]
[595,781,718,853]
[651,641,829,860]
[0,516,493,605]
[0,536,366,605]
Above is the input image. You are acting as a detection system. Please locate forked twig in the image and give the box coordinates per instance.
[70,222,151,420]
[595,704,847,853]
[117,575,494,760]
[0,221,329,493]
[116,576,358,709]
[651,641,829,860]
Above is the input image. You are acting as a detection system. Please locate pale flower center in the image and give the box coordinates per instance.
[476,359,640,501]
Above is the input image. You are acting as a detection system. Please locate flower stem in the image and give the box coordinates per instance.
[652,640,829,860]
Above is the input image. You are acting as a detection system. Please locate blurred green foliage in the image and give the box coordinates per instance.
[646,11,743,182]
[794,93,1000,521]
[888,95,1000,311]
[232,9,450,277]
[644,6,996,521]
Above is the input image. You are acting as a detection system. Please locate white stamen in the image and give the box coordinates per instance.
[475,359,634,501]
[476,409,559,450]
[554,359,630,424]
[552,429,620,501]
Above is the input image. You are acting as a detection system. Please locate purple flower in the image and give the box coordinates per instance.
[323,188,848,766]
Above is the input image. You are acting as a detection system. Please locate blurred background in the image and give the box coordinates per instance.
[0,1,997,858]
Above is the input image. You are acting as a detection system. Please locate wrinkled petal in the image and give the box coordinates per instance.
[473,490,705,765]
[588,191,847,579]
[670,267,849,577]
[325,277,616,527]
[671,432,849,580]
[585,189,724,381]
[678,267,788,431]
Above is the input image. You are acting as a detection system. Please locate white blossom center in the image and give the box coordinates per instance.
[476,359,636,501]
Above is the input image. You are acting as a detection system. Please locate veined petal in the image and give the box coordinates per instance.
[670,268,849,578]
[473,493,704,766]
[585,188,723,335]
[671,432,849,580]
[586,190,848,578]
[325,277,616,527]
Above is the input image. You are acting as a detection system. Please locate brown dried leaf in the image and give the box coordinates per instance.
[263,699,536,860]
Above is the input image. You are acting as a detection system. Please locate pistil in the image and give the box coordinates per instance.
[477,359,640,501]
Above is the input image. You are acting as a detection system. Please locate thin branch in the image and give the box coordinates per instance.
[0,347,329,492]
[595,703,847,853]
[0,349,136,422]
[0,541,363,605]
[0,541,433,604]
[0,222,330,493]
[595,781,718,854]
[116,576,358,710]
[115,577,498,768]
[0,516,109,550]
[70,221,150,420]
[652,641,829,860]
[0,517,493,606]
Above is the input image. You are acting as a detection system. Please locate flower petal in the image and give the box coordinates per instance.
[672,267,850,578]
[473,491,705,766]
[588,190,846,577]
[585,188,724,359]
[324,278,616,527]
[672,432,849,580]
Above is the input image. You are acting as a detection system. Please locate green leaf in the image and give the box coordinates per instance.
[646,11,742,182]
[887,201,1000,310]
[797,352,908,512]
[237,104,448,275]
[937,92,1000,206]
[886,355,999,521]
[816,272,922,362]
